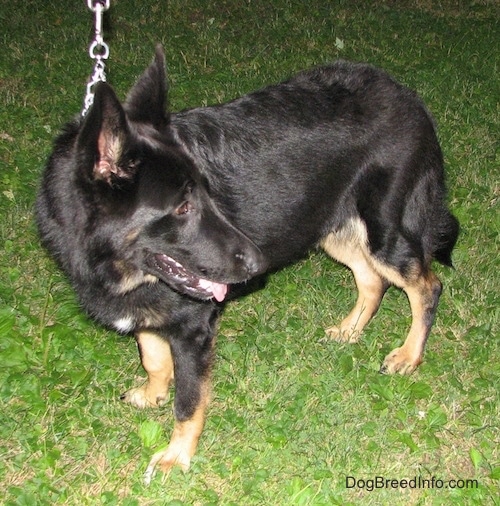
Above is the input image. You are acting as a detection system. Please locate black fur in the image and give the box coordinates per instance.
[36,47,458,474]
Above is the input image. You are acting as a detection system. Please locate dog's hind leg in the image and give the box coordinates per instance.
[320,223,388,343]
[377,266,442,375]
[321,220,443,374]
[357,253,443,374]
[121,330,174,408]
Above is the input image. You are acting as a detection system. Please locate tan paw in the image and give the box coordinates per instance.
[120,384,168,409]
[380,347,421,375]
[143,445,191,485]
[325,325,360,343]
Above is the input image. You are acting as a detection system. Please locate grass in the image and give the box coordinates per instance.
[0,0,498,504]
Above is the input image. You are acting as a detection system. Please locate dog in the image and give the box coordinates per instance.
[36,46,458,482]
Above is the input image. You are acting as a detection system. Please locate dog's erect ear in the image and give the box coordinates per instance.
[124,45,169,128]
[77,82,132,185]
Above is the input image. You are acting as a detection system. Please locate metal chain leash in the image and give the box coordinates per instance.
[82,0,110,116]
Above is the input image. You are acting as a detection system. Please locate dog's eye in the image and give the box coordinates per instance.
[175,201,193,215]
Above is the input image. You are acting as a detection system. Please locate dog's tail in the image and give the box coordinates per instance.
[433,210,459,267]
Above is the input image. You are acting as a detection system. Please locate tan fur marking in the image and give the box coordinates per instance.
[321,220,386,342]
[94,131,124,182]
[125,228,141,243]
[381,271,442,374]
[143,379,211,484]
[321,218,442,374]
[114,259,158,294]
[122,330,174,408]
[118,271,158,294]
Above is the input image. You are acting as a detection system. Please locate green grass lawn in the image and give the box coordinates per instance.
[0,0,498,504]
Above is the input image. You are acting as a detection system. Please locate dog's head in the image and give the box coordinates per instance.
[37,47,266,324]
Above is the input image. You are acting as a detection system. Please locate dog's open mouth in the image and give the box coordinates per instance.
[146,253,228,302]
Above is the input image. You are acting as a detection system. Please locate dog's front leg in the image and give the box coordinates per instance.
[143,313,216,484]
[143,379,210,484]
[121,330,174,408]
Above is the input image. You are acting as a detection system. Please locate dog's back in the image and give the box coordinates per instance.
[172,61,457,268]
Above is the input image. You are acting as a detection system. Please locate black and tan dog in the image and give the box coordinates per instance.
[36,47,458,482]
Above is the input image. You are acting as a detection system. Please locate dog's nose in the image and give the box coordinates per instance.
[237,247,268,277]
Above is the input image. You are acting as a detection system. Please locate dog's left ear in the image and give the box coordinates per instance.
[125,45,169,129]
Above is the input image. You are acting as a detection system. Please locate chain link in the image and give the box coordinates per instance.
[82,0,111,116]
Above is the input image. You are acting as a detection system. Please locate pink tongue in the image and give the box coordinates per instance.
[199,279,228,302]
[211,282,228,302]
